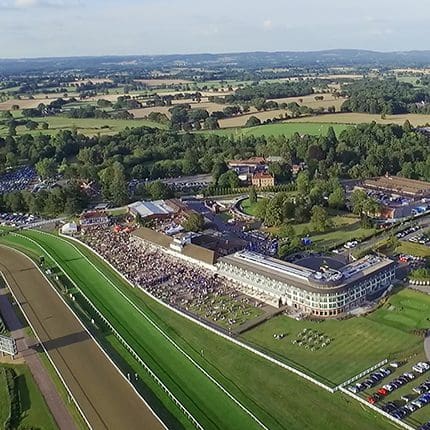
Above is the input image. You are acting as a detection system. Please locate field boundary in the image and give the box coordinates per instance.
[60,232,337,394]
[7,234,195,430]
[336,359,388,389]
[0,263,92,430]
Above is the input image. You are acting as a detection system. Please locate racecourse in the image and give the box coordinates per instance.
[0,229,399,430]
[5,230,265,430]
[0,245,165,430]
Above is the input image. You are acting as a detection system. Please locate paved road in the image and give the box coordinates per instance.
[0,245,165,430]
[0,286,77,430]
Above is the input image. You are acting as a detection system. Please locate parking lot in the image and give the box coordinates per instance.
[349,359,430,427]
[0,213,42,227]
[0,166,38,193]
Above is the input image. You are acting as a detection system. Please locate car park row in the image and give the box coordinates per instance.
[349,361,430,423]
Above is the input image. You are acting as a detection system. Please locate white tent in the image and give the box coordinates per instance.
[61,222,78,235]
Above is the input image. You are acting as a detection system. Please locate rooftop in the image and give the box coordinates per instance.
[128,200,177,218]
[220,251,394,293]
[363,175,430,197]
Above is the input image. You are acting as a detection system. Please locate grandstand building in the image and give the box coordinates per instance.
[217,251,395,316]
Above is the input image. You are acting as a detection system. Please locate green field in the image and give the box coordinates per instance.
[0,116,167,137]
[0,365,57,430]
[0,368,10,426]
[243,288,428,385]
[265,213,376,250]
[396,241,430,257]
[204,122,351,138]
[0,230,398,430]
[239,198,259,216]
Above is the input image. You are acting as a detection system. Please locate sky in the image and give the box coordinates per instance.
[0,0,429,58]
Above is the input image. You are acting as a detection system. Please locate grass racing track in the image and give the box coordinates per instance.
[0,245,165,430]
[0,229,399,430]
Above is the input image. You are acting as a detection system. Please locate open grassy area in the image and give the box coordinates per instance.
[0,116,167,137]
[242,288,427,386]
[396,241,430,258]
[239,198,259,216]
[0,364,57,430]
[288,112,430,127]
[266,213,376,250]
[205,122,351,138]
[0,230,398,430]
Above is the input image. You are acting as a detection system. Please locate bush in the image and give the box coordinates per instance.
[4,367,21,430]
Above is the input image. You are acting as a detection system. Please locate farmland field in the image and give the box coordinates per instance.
[0,230,397,430]
[205,122,351,138]
[0,116,167,137]
[288,112,430,126]
[242,289,427,385]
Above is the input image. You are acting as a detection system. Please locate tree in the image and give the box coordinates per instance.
[212,161,228,185]
[110,163,128,206]
[249,187,257,205]
[35,158,57,179]
[25,120,39,130]
[147,180,173,200]
[328,186,345,209]
[218,170,240,189]
[350,189,368,215]
[310,205,333,232]
[245,116,261,128]
[296,171,310,195]
[182,213,204,232]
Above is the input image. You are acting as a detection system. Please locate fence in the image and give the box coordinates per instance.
[62,233,337,394]
[11,233,196,430]
[339,387,416,430]
[336,359,388,390]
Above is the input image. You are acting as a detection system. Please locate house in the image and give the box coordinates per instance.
[79,211,109,228]
[228,157,267,174]
[252,172,275,188]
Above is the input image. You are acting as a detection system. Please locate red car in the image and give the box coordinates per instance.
[377,388,388,396]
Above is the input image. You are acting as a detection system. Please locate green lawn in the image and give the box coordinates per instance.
[0,230,399,430]
[239,198,259,216]
[0,116,167,137]
[1,365,57,430]
[396,241,430,258]
[204,122,351,138]
[0,367,10,427]
[266,214,376,250]
[243,289,428,386]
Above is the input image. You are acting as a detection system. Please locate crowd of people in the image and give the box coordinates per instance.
[81,227,262,329]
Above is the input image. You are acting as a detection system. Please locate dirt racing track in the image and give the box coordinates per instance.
[0,245,165,430]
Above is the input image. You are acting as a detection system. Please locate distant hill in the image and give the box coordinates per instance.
[3,49,430,74]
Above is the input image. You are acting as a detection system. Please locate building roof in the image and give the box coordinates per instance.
[219,251,394,294]
[228,157,266,166]
[253,172,274,180]
[80,211,108,220]
[363,176,430,197]
[128,200,177,218]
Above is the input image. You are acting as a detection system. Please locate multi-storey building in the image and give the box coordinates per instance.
[217,251,395,317]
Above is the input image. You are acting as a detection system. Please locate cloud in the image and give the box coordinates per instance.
[263,19,273,30]
[0,0,80,8]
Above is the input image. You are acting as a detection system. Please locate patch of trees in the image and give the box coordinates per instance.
[341,78,429,114]
[0,183,89,216]
[222,81,315,103]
